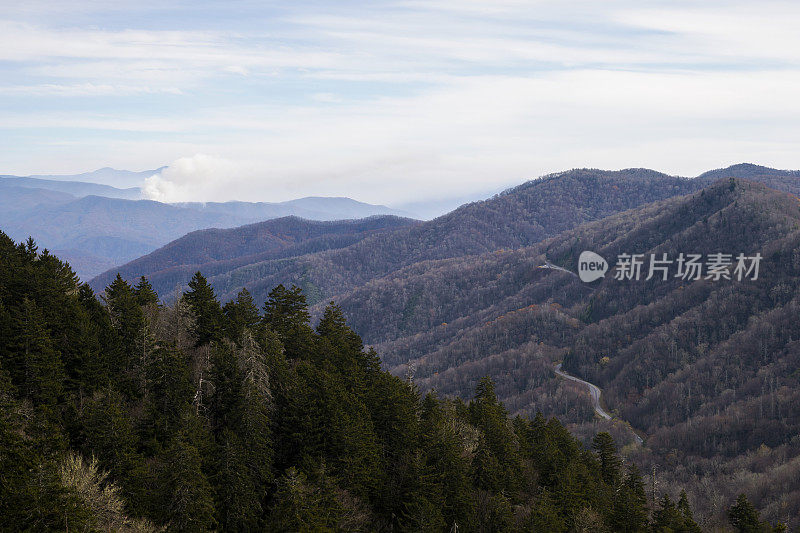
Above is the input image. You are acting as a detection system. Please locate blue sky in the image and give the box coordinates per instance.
[2,1,800,204]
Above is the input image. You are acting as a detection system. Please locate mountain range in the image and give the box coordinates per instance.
[88,162,800,528]
[343,176,800,527]
[91,167,699,302]
[92,164,800,306]
[0,170,408,280]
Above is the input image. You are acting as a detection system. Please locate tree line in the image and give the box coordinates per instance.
[0,231,783,531]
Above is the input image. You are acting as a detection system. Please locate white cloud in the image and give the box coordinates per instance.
[2,1,800,202]
[0,83,182,96]
[143,154,241,202]
[223,65,250,76]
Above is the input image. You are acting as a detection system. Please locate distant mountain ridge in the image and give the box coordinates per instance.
[102,167,699,305]
[90,215,420,296]
[175,196,409,221]
[0,174,143,200]
[0,168,413,280]
[94,164,800,307]
[28,166,165,189]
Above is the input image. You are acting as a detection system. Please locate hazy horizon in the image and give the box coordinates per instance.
[3,1,800,205]
[6,161,797,213]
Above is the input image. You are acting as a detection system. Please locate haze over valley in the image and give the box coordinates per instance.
[4,1,800,530]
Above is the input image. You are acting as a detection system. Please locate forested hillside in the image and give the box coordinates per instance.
[2,233,751,531]
[90,215,419,299]
[695,163,800,195]
[96,168,700,305]
[97,165,800,310]
[73,164,800,529]
[323,178,800,529]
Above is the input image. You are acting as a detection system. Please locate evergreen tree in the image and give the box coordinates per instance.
[0,250,714,533]
[469,377,521,495]
[142,344,194,448]
[80,388,149,514]
[527,490,566,532]
[183,272,223,346]
[65,284,112,395]
[727,493,784,533]
[652,494,683,532]
[14,298,65,410]
[268,467,340,532]
[263,284,314,359]
[317,302,363,356]
[609,464,648,532]
[103,274,147,397]
[133,276,159,307]
[677,490,703,533]
[162,431,216,532]
[223,288,261,342]
[591,432,621,486]
[213,428,262,531]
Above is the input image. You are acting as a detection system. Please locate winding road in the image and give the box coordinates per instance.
[555,363,612,420]
[554,363,644,445]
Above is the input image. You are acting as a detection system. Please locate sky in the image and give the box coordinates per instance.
[2,0,800,205]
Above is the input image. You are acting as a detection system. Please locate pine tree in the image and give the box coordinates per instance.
[133,276,159,307]
[527,489,566,532]
[609,464,648,532]
[677,490,703,533]
[652,494,683,532]
[162,431,216,532]
[183,272,223,346]
[0,246,713,533]
[65,284,113,395]
[142,344,194,446]
[223,288,262,342]
[317,302,363,355]
[469,377,521,495]
[103,274,147,397]
[591,432,621,486]
[58,453,160,532]
[728,493,774,533]
[213,428,262,531]
[370,374,425,524]
[262,284,314,359]
[208,341,242,432]
[80,388,149,514]
[234,332,274,501]
[14,298,65,410]
[268,467,336,532]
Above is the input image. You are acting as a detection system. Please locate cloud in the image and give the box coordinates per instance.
[0,83,182,96]
[3,1,800,202]
[143,154,240,202]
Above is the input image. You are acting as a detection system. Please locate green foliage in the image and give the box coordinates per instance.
[609,464,648,532]
[183,271,223,346]
[728,493,786,533]
[14,297,65,409]
[222,288,261,342]
[0,237,723,531]
[591,432,621,486]
[263,283,313,359]
[652,491,707,533]
[133,276,159,308]
[161,428,216,532]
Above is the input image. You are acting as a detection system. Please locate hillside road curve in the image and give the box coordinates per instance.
[555,363,611,420]
[554,362,644,445]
